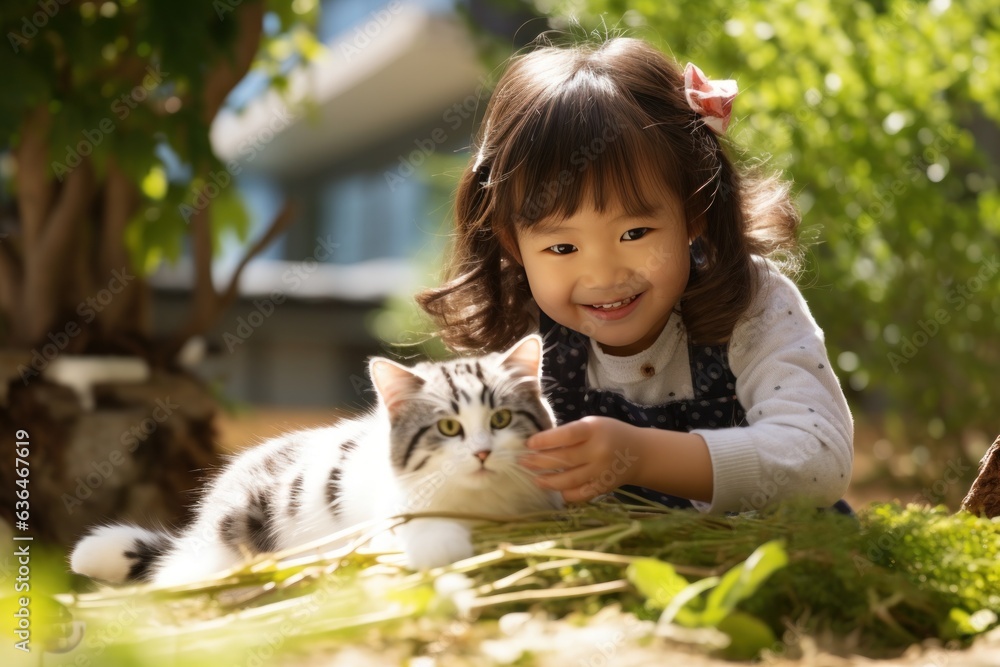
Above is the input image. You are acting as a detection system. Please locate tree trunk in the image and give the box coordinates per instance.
[0,1,286,549]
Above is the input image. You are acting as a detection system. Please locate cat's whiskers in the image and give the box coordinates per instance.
[502,466,545,497]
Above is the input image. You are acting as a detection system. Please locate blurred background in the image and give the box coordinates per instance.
[0,0,997,552]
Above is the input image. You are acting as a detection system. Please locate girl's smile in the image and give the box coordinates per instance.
[582,291,644,321]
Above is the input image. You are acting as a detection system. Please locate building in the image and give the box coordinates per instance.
[152,0,538,409]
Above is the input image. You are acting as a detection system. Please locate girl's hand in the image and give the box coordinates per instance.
[519,416,643,503]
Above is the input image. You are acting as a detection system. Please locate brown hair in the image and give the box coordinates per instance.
[417,36,800,353]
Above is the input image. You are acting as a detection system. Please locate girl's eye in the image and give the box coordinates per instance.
[546,244,577,255]
[490,409,512,429]
[621,228,650,241]
[437,419,463,437]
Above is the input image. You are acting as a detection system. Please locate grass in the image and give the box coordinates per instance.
[34,498,1000,666]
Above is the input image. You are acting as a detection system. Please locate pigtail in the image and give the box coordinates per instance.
[681,145,759,343]
[739,167,802,275]
[415,160,533,353]
[680,133,801,344]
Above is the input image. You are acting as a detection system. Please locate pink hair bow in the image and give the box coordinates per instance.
[684,63,738,135]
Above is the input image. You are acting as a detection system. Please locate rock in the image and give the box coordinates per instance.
[961,434,1000,518]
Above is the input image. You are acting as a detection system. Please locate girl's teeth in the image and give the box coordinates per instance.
[593,295,635,309]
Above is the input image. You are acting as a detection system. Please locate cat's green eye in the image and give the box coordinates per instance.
[437,418,463,437]
[490,409,513,430]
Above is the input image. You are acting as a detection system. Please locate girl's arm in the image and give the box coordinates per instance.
[522,263,853,512]
[522,416,715,503]
[687,263,854,513]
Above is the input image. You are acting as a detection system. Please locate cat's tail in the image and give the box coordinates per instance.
[70,524,174,584]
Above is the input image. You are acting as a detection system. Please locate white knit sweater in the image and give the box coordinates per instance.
[583,261,854,514]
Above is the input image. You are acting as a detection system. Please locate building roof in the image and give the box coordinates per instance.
[210,4,485,177]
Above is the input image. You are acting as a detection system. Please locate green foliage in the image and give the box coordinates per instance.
[628,541,788,658]
[516,0,1000,460]
[0,0,319,273]
[860,503,1000,616]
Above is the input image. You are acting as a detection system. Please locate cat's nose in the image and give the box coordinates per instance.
[474,450,490,462]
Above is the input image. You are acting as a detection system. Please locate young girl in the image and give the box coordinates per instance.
[417,36,854,515]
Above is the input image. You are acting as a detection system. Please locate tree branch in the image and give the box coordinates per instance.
[201,1,265,124]
[18,157,94,345]
[187,188,219,333]
[16,105,53,253]
[216,201,296,314]
[97,159,141,337]
[162,200,295,363]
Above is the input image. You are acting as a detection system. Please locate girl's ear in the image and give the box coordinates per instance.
[498,334,543,378]
[369,358,425,416]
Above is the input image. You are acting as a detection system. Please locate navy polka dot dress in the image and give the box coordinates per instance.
[539,312,854,516]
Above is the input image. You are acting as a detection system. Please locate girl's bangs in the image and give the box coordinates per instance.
[492,82,681,230]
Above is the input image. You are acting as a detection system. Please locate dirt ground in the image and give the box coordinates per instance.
[286,612,1000,667]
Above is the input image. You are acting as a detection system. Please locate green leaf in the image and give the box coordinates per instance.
[385,584,435,615]
[940,608,1000,639]
[715,611,777,660]
[626,558,690,610]
[660,575,720,628]
[701,540,789,626]
[211,182,251,244]
[141,165,168,200]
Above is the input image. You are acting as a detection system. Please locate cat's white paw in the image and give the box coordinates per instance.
[70,525,165,583]
[400,519,474,570]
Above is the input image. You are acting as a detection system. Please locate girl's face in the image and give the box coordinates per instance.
[514,188,692,356]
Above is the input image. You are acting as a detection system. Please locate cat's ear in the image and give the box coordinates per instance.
[498,334,544,378]
[369,358,425,415]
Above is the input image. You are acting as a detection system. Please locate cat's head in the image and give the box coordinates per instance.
[369,335,556,500]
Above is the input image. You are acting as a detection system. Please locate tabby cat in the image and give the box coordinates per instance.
[70,335,562,586]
